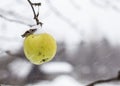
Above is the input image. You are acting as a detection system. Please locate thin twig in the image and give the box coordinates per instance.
[21,29,37,37]
[22,0,43,38]
[27,0,42,26]
[87,71,120,86]
[32,3,41,6]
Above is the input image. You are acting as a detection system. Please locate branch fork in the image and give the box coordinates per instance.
[22,0,43,38]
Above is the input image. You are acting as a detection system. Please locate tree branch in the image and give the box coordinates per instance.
[27,0,42,26]
[45,0,82,35]
[21,0,43,37]
[69,0,80,10]
[87,71,120,86]
[0,14,33,27]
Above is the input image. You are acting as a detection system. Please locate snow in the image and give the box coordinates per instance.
[8,58,32,79]
[40,62,73,73]
[27,75,84,86]
[96,83,120,86]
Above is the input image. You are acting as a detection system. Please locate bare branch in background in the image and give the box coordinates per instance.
[0,49,24,58]
[69,0,80,10]
[0,14,33,27]
[0,0,43,27]
[45,0,81,33]
[5,50,24,58]
[91,0,110,8]
[87,71,120,86]
[111,5,120,12]
[91,0,120,12]
[0,8,35,27]
[0,8,29,20]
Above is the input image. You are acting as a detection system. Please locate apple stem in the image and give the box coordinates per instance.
[21,29,37,38]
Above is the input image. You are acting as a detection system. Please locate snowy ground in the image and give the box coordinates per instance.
[27,75,120,86]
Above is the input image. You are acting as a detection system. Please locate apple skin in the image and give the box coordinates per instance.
[24,33,57,65]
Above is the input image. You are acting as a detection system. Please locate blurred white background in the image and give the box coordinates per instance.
[0,0,120,86]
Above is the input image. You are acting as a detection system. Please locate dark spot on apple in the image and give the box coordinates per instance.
[42,59,46,62]
[42,58,49,62]
[38,52,41,56]
[32,36,34,38]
